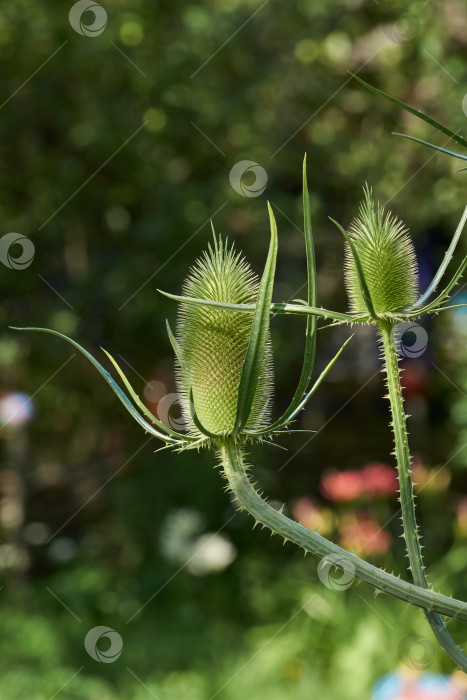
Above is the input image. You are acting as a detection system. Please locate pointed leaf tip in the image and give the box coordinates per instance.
[234,202,278,435]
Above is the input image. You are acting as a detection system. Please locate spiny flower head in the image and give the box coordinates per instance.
[176,236,273,438]
[344,186,419,316]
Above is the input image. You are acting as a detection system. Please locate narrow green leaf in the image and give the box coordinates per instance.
[415,252,467,314]
[166,319,216,440]
[252,335,353,435]
[413,205,467,309]
[329,217,377,320]
[392,133,467,162]
[166,319,182,363]
[426,303,467,314]
[351,74,467,149]
[158,290,362,324]
[288,334,353,419]
[10,327,180,444]
[260,155,317,432]
[101,346,194,441]
[234,202,278,435]
[188,388,220,439]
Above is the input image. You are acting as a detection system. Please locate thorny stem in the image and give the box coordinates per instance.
[219,441,467,623]
[379,321,467,671]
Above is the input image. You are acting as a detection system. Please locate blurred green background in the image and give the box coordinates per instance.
[0,0,466,698]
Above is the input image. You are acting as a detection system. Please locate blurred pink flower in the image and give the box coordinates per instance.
[320,469,364,501]
[360,463,398,498]
[339,515,391,555]
[292,497,333,535]
[321,463,397,502]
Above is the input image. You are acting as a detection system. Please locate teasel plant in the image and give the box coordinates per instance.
[12,157,467,670]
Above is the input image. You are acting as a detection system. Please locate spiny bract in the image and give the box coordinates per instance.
[344,186,419,316]
[176,236,273,437]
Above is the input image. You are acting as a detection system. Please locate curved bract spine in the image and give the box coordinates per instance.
[10,327,195,447]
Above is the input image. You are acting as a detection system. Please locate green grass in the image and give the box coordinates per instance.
[0,551,463,700]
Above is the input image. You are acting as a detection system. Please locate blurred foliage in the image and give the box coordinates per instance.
[0,0,466,697]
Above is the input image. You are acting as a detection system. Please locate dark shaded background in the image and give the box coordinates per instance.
[0,1,466,698]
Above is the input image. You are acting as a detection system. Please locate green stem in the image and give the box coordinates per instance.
[379,321,467,671]
[219,441,467,622]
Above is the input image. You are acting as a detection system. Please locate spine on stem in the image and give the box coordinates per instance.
[218,440,467,623]
[379,321,467,671]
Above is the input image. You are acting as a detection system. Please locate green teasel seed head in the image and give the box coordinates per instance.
[344,186,419,317]
[176,236,273,439]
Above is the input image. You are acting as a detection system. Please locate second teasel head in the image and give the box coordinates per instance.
[344,186,419,318]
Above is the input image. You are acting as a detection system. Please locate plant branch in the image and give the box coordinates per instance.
[219,441,467,623]
[379,321,467,671]
[158,290,368,325]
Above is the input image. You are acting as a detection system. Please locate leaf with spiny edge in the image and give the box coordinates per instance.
[158,290,364,325]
